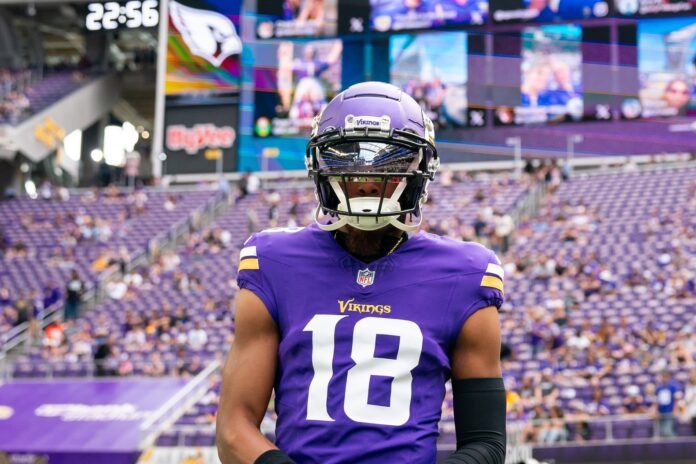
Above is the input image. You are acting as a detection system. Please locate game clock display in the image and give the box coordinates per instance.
[85,0,159,31]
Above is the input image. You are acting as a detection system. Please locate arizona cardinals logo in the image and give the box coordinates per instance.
[169,1,242,67]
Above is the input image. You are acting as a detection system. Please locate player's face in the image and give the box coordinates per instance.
[664,80,689,109]
[525,65,551,92]
[343,177,400,199]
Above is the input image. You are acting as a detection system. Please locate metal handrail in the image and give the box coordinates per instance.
[139,360,221,449]
[0,301,63,354]
[507,413,689,445]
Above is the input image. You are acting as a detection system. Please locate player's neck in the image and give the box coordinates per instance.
[333,226,407,263]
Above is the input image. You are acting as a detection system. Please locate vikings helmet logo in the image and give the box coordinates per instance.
[169,1,242,67]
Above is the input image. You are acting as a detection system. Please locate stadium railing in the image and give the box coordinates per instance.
[139,359,221,449]
[513,414,695,444]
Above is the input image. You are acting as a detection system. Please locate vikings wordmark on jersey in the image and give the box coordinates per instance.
[237,224,504,464]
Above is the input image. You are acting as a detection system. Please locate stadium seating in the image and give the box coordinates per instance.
[0,70,92,125]
[7,172,528,387]
[0,186,220,344]
[449,164,694,442]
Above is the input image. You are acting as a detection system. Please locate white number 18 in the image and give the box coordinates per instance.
[303,315,423,426]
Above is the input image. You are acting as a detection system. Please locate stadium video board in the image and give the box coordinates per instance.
[614,0,695,17]
[254,40,342,137]
[638,17,696,118]
[490,0,610,23]
[256,0,338,39]
[496,24,583,125]
[390,32,478,134]
[371,0,488,31]
[165,0,242,97]
[84,0,160,31]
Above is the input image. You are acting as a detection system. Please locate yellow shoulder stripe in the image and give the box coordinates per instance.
[481,275,504,293]
[238,258,259,271]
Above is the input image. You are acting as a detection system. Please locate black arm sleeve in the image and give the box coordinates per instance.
[254,450,296,464]
[442,377,507,464]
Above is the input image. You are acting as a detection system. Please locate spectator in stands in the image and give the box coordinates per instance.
[267,191,281,228]
[161,250,181,272]
[247,202,260,235]
[493,209,515,253]
[94,336,114,377]
[539,405,567,443]
[622,385,646,414]
[523,405,549,442]
[188,321,208,351]
[239,172,250,198]
[164,194,178,211]
[28,291,44,340]
[42,283,61,309]
[585,386,610,416]
[567,328,590,351]
[39,181,52,200]
[144,352,167,376]
[655,371,681,437]
[0,287,11,307]
[64,270,84,320]
[124,324,147,350]
[180,355,204,377]
[684,369,696,436]
[106,277,128,300]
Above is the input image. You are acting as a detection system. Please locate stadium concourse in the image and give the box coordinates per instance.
[0,159,694,464]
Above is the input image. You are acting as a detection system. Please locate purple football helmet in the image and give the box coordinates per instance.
[306,81,439,232]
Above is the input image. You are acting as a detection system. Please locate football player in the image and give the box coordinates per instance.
[217,82,506,464]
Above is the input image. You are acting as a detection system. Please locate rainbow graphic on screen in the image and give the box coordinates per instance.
[166,0,242,96]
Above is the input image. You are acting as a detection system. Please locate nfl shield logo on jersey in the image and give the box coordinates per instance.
[356,268,376,287]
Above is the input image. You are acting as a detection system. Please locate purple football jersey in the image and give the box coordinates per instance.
[237,224,504,464]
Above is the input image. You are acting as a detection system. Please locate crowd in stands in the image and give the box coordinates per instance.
[0,63,91,124]
[0,68,35,123]
[490,164,696,442]
[1,183,218,349]
[0,283,61,340]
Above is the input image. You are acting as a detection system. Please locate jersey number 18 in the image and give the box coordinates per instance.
[303,315,423,426]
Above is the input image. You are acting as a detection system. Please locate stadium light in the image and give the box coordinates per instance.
[90,149,104,163]
[104,125,125,166]
[506,137,522,179]
[64,130,82,162]
[122,122,140,152]
[24,180,37,199]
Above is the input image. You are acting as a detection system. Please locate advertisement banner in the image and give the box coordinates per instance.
[0,379,187,458]
[164,102,239,174]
